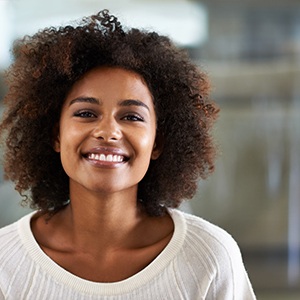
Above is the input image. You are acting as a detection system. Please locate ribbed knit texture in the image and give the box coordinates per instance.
[0,209,256,299]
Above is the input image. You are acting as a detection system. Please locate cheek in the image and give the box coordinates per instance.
[134,131,156,156]
[58,126,83,162]
[60,121,85,147]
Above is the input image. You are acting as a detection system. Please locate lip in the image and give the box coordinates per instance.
[84,146,129,157]
[82,146,130,167]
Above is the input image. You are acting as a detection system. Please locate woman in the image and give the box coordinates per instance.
[0,10,256,299]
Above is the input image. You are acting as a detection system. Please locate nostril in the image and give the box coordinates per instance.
[92,121,122,141]
[95,135,119,141]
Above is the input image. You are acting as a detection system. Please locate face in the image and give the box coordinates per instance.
[54,66,161,197]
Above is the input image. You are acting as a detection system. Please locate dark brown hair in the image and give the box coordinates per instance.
[0,10,219,216]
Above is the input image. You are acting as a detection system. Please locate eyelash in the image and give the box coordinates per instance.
[122,114,144,122]
[73,111,144,122]
[73,110,97,118]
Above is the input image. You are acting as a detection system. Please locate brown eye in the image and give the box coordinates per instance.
[74,110,97,118]
[122,114,144,122]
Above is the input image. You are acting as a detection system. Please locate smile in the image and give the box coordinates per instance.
[87,153,125,162]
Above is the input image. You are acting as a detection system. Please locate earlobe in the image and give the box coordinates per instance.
[53,137,60,152]
[151,132,164,160]
[52,124,61,153]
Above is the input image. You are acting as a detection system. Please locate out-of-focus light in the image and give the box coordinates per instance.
[2,0,207,68]
[114,1,208,47]
[12,0,207,47]
[0,1,13,69]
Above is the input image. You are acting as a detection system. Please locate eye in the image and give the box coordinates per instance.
[73,110,97,118]
[122,114,144,122]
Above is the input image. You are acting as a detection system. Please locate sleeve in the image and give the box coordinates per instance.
[206,232,257,300]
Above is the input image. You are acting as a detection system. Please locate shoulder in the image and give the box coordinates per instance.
[170,209,246,277]
[0,221,19,247]
[172,209,241,254]
[0,220,22,288]
[0,213,38,298]
[169,209,256,299]
[0,212,34,261]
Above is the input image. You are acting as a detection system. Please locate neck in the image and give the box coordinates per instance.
[52,187,147,252]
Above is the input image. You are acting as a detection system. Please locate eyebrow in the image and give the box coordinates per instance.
[118,99,149,111]
[69,97,100,106]
[69,97,150,111]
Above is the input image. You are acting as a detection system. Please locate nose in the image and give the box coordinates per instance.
[92,117,122,141]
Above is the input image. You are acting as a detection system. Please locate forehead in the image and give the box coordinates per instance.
[67,66,152,100]
[62,66,157,123]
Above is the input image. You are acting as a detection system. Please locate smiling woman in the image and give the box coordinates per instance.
[0,9,256,300]
[54,66,160,197]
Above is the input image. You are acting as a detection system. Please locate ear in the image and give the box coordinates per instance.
[151,131,164,160]
[52,123,61,153]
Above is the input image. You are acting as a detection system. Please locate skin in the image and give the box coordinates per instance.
[31,66,174,282]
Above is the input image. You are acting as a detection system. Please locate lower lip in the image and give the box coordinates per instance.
[84,157,126,168]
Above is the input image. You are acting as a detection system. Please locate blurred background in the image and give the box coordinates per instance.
[0,0,300,298]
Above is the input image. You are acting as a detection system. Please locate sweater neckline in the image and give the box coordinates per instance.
[18,208,186,295]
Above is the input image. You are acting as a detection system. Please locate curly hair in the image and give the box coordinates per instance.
[0,10,219,216]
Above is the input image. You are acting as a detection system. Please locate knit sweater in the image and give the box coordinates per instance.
[0,209,256,299]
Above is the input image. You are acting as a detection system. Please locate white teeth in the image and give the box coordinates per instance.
[88,153,124,162]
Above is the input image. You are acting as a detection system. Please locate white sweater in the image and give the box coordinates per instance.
[0,209,256,299]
